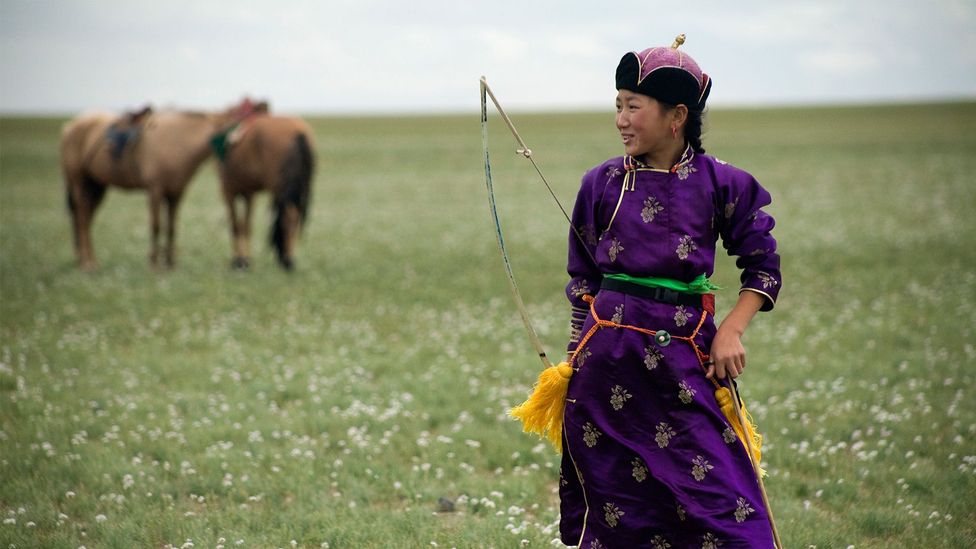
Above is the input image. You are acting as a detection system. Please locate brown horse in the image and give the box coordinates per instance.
[214,114,315,270]
[60,106,238,270]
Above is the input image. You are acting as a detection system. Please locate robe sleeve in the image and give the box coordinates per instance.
[565,167,604,353]
[717,169,782,311]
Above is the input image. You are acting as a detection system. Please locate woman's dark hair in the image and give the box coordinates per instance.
[684,108,706,154]
[660,102,706,154]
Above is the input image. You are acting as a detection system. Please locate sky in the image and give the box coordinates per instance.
[1,0,974,115]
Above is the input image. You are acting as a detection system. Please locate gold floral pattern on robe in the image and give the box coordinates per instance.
[676,234,697,260]
[631,457,648,482]
[692,455,714,481]
[674,305,693,327]
[582,422,602,447]
[611,304,624,324]
[723,426,738,444]
[678,380,697,404]
[701,532,723,549]
[575,346,592,367]
[608,237,624,262]
[643,345,663,370]
[734,497,755,523]
[570,279,591,297]
[642,195,664,223]
[757,271,778,289]
[675,162,697,180]
[610,385,632,411]
[724,196,739,219]
[603,502,624,528]
[655,422,676,448]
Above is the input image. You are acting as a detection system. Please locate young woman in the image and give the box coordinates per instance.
[558,36,781,548]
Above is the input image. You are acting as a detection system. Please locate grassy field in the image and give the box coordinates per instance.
[2,100,975,548]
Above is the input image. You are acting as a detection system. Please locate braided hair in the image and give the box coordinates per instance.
[684,108,706,154]
[661,101,706,154]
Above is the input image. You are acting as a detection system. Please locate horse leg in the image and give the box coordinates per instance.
[224,188,249,270]
[222,187,239,268]
[148,190,163,269]
[239,194,253,269]
[68,175,106,271]
[164,193,180,269]
[66,179,85,265]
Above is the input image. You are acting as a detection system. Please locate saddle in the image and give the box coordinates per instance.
[106,105,153,160]
[211,99,270,161]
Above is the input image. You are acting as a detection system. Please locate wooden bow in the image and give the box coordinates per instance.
[479,76,553,369]
[479,77,602,368]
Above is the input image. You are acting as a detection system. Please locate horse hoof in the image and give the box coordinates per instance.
[231,257,250,270]
[280,257,294,271]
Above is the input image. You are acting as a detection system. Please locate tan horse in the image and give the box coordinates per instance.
[215,115,315,270]
[60,107,237,270]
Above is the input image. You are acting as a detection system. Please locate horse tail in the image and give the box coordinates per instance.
[270,132,314,268]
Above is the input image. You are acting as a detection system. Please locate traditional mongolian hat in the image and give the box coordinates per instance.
[615,34,712,111]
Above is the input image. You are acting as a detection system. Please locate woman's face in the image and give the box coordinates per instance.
[615,90,672,158]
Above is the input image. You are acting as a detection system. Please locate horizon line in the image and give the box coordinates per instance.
[1,95,974,119]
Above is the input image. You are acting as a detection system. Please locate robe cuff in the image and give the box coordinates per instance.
[567,305,589,352]
[739,287,776,311]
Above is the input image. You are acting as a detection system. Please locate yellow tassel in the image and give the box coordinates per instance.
[509,361,573,452]
[715,386,766,477]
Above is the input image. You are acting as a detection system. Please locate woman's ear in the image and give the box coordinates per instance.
[673,104,689,127]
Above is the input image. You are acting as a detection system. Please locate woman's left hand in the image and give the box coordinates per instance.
[706,290,766,380]
[706,327,746,380]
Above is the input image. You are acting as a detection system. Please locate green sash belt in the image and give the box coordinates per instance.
[603,273,720,294]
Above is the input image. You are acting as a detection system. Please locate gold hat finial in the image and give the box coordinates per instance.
[671,34,686,49]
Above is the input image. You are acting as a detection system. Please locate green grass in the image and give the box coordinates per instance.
[2,101,976,548]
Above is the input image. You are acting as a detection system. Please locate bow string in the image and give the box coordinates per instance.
[479,76,597,369]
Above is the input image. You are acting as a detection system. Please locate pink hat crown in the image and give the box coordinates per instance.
[615,34,712,111]
[633,45,703,88]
